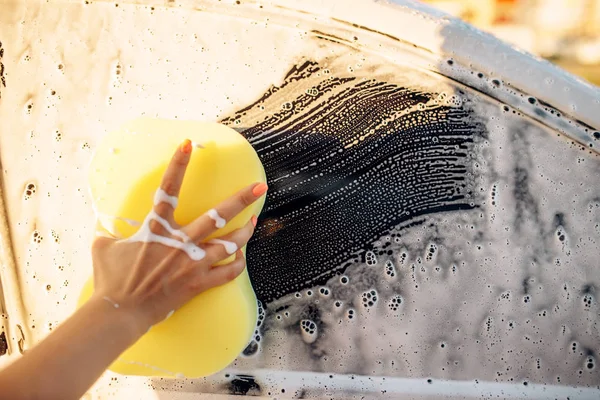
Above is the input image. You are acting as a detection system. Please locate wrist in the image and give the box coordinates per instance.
[87,294,147,345]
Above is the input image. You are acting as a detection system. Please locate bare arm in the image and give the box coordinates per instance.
[0,295,141,400]
[0,139,267,400]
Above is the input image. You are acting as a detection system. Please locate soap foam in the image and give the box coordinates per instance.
[148,211,190,242]
[206,208,226,229]
[154,187,178,209]
[125,189,206,261]
[208,238,238,255]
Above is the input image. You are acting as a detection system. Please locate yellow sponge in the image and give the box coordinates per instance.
[78,118,266,377]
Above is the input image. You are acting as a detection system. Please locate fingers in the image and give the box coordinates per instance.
[154,139,193,219]
[184,182,267,241]
[191,250,246,291]
[147,219,253,291]
[146,246,247,315]
[161,248,246,304]
[202,219,255,265]
[150,219,253,295]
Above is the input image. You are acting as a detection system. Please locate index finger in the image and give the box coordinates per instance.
[154,139,193,218]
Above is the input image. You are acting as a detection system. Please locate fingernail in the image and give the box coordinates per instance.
[181,139,192,154]
[251,215,258,227]
[252,182,268,197]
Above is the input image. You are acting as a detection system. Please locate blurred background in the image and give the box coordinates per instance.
[419,0,600,86]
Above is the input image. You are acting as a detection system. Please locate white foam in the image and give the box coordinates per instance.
[206,208,226,229]
[125,189,206,261]
[208,238,238,255]
[154,187,178,209]
[148,211,191,242]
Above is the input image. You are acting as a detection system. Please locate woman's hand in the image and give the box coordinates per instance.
[90,138,268,337]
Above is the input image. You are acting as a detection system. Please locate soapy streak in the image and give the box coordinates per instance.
[125,189,206,261]
[208,239,238,255]
[154,187,178,209]
[207,208,226,228]
[94,189,232,261]
[149,211,191,242]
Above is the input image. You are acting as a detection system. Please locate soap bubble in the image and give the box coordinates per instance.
[388,295,402,311]
[32,231,43,244]
[582,294,593,309]
[242,340,259,357]
[346,308,355,320]
[585,357,595,370]
[23,182,36,199]
[300,319,318,344]
[384,260,396,278]
[361,290,378,308]
[365,251,377,266]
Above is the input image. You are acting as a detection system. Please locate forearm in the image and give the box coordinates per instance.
[0,295,141,400]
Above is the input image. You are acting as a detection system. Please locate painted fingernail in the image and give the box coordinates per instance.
[181,139,192,154]
[251,215,258,227]
[252,182,268,197]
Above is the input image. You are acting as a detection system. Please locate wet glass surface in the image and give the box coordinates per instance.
[0,0,598,398]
